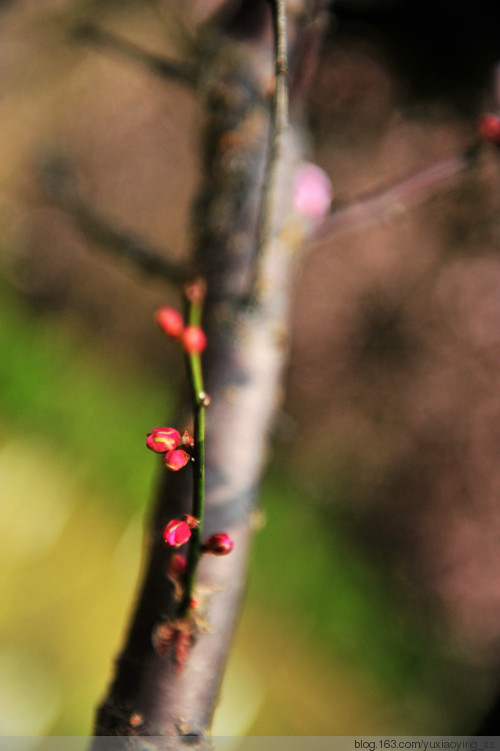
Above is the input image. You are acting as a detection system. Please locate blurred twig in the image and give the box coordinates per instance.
[251,0,289,299]
[74,22,199,87]
[314,143,482,243]
[40,157,187,285]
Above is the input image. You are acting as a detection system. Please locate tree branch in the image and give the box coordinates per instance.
[251,0,289,299]
[91,1,329,746]
[74,22,199,88]
[314,142,482,244]
[40,157,187,285]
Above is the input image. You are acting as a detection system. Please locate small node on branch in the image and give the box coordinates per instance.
[181,430,195,448]
[199,391,211,407]
[183,514,199,529]
[184,277,207,305]
[152,620,195,665]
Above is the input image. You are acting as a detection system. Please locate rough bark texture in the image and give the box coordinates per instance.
[92,2,328,746]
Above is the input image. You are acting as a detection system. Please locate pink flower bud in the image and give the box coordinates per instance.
[146,427,181,453]
[292,162,332,221]
[162,520,191,547]
[181,325,207,354]
[163,448,191,471]
[201,533,234,556]
[478,113,500,145]
[168,553,187,577]
[155,306,184,338]
[183,514,199,529]
[181,430,195,448]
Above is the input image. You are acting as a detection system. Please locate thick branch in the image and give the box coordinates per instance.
[91,1,328,746]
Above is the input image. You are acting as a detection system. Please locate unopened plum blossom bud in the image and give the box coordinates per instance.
[168,553,187,577]
[163,449,191,471]
[155,307,184,338]
[183,514,199,529]
[162,520,191,547]
[181,325,207,354]
[146,427,181,453]
[201,533,234,555]
[478,113,500,145]
[292,162,332,221]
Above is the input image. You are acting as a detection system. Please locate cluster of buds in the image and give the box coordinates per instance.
[155,306,207,354]
[146,426,193,471]
[478,113,500,146]
[162,516,234,556]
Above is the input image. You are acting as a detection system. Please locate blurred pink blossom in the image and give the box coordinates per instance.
[293,162,332,221]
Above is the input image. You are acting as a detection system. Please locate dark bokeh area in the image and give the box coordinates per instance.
[3,0,500,738]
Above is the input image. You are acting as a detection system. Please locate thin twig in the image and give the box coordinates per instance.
[270,0,289,135]
[181,285,207,616]
[74,23,199,87]
[313,143,482,244]
[40,157,187,285]
[250,0,289,299]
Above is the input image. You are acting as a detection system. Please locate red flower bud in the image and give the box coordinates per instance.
[155,306,184,339]
[168,553,187,577]
[201,533,234,556]
[162,520,191,547]
[163,448,191,471]
[478,113,500,145]
[181,325,207,354]
[146,427,181,453]
[183,514,199,529]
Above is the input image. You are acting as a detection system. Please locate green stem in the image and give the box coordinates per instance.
[180,296,206,616]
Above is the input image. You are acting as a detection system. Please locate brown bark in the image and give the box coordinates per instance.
[91,1,328,745]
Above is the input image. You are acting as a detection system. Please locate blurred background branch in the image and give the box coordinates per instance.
[40,156,188,286]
